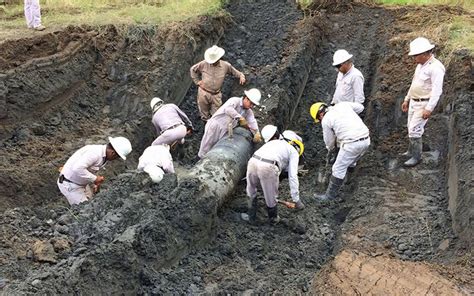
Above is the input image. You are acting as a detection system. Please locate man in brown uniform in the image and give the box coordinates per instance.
[190,45,246,121]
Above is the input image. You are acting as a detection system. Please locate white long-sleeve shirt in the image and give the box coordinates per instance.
[332,65,365,106]
[404,55,445,112]
[137,145,174,174]
[321,102,369,150]
[61,145,107,185]
[254,139,300,200]
[210,96,259,132]
[152,103,193,134]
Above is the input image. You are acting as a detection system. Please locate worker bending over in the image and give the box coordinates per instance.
[150,97,193,147]
[310,102,370,200]
[246,125,305,224]
[57,136,132,205]
[137,145,174,184]
[198,88,262,158]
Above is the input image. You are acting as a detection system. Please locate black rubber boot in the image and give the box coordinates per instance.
[314,175,344,201]
[248,197,258,224]
[404,137,422,167]
[267,206,280,225]
[401,140,413,157]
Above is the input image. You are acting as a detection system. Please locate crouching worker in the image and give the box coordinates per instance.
[137,145,175,183]
[57,136,132,205]
[310,102,370,200]
[246,125,305,224]
[198,88,262,158]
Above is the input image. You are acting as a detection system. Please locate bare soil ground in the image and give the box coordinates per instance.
[0,0,472,294]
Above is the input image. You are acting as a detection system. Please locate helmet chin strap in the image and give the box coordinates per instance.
[152,102,164,114]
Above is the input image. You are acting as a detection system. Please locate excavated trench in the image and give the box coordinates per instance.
[0,0,472,294]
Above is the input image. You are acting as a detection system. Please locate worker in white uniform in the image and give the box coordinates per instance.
[246,125,305,224]
[401,37,445,167]
[310,102,370,200]
[57,137,132,205]
[331,49,365,108]
[137,145,175,183]
[150,97,193,147]
[198,88,262,158]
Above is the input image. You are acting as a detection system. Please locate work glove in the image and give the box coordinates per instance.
[238,117,249,129]
[327,148,337,165]
[94,175,105,186]
[253,132,262,143]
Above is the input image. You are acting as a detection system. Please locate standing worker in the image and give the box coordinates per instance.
[24,0,45,31]
[310,102,370,200]
[331,49,365,111]
[246,125,305,224]
[150,97,193,147]
[137,145,175,184]
[401,37,445,167]
[57,137,132,205]
[190,45,246,121]
[198,88,262,158]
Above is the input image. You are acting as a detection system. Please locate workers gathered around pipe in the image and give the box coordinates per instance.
[198,88,263,158]
[190,45,246,121]
[137,145,175,184]
[57,137,132,205]
[150,97,193,147]
[246,125,305,224]
[56,37,444,225]
[401,37,445,167]
[310,102,370,200]
[331,49,365,107]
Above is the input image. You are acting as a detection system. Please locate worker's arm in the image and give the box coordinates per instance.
[174,105,193,129]
[244,109,259,133]
[348,102,364,115]
[225,62,246,85]
[190,61,203,85]
[71,153,101,184]
[352,74,365,105]
[425,65,445,112]
[287,148,300,203]
[223,98,242,119]
[322,121,336,150]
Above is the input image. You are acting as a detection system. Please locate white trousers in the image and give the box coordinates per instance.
[152,125,186,146]
[332,138,370,179]
[24,0,42,28]
[57,179,92,205]
[407,100,429,138]
[246,158,279,208]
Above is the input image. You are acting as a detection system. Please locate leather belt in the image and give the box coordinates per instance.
[252,155,279,169]
[200,86,221,95]
[411,98,429,102]
[161,123,183,134]
[348,136,369,143]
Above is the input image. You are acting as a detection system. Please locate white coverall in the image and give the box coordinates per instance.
[332,65,365,110]
[152,103,193,146]
[137,145,175,174]
[404,56,445,138]
[198,96,258,158]
[246,139,301,208]
[57,145,107,205]
[322,102,370,179]
[24,0,42,29]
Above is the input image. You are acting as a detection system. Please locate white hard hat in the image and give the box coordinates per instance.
[282,130,302,143]
[204,45,225,64]
[408,37,435,56]
[150,97,163,110]
[108,136,132,160]
[261,125,278,143]
[144,165,164,183]
[244,88,261,106]
[332,49,353,66]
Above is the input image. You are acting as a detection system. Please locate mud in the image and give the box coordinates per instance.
[0,0,473,294]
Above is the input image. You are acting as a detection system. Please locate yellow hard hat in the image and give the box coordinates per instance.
[282,130,304,156]
[310,102,327,123]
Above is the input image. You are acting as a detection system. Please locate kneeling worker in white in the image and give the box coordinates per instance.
[58,136,132,205]
[310,102,370,200]
[137,145,175,183]
[246,125,305,224]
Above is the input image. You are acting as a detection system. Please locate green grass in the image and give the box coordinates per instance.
[376,0,473,10]
[0,0,224,28]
